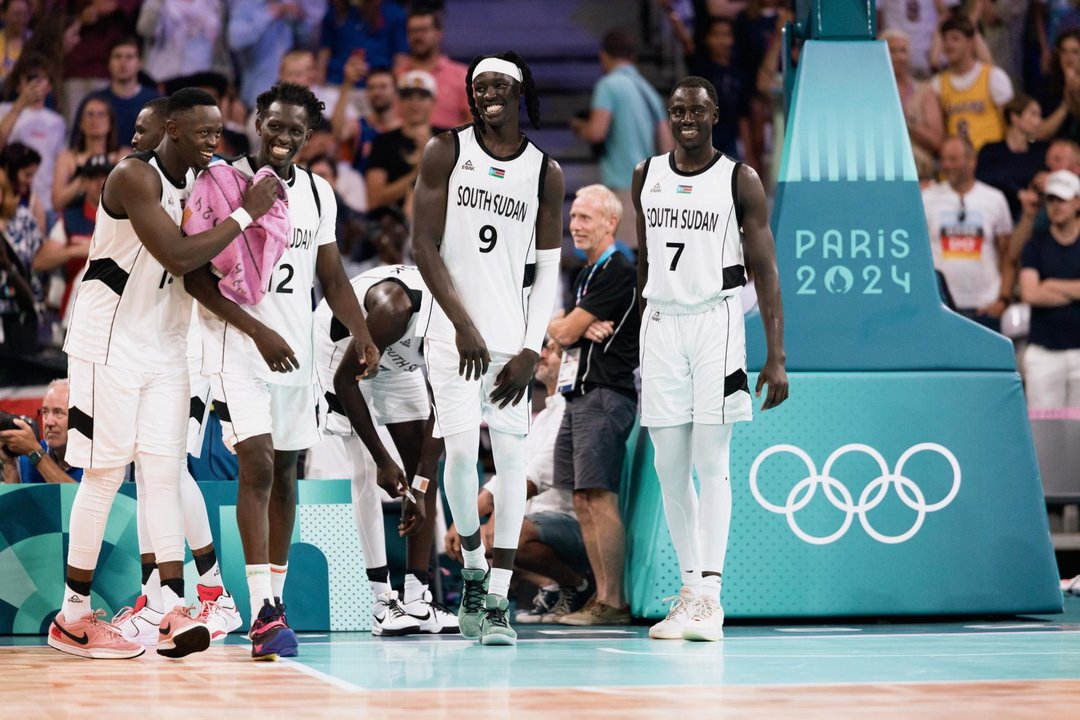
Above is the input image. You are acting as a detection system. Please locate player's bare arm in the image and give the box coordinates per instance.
[738,163,789,410]
[183,265,298,373]
[109,160,279,277]
[412,132,490,380]
[490,156,565,409]
[632,159,650,317]
[317,243,380,378]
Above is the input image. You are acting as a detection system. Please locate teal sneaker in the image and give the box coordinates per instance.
[457,568,488,639]
[479,594,517,646]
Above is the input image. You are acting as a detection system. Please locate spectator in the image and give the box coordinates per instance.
[685,17,752,160]
[135,0,226,87]
[546,184,639,626]
[1010,138,1080,260]
[60,0,140,124]
[1037,27,1080,144]
[878,0,939,79]
[884,28,943,176]
[335,64,398,173]
[0,140,44,230]
[229,0,326,111]
[51,96,121,212]
[0,0,33,84]
[1019,169,1080,409]
[977,94,1050,221]
[1035,0,1080,75]
[0,379,81,483]
[80,36,160,150]
[445,340,593,625]
[570,29,671,248]
[0,165,35,355]
[394,7,469,129]
[278,49,358,144]
[0,53,66,217]
[318,0,407,88]
[981,0,1029,89]
[365,69,439,222]
[932,13,1013,152]
[923,136,1015,333]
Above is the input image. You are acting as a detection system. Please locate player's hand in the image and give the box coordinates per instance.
[490,348,539,408]
[241,176,281,220]
[480,519,495,553]
[455,322,490,380]
[585,319,614,343]
[252,324,298,373]
[398,490,426,537]
[0,419,40,457]
[755,357,789,411]
[375,459,408,500]
[444,524,462,563]
[353,338,381,380]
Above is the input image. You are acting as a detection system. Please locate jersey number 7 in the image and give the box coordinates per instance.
[666,242,685,271]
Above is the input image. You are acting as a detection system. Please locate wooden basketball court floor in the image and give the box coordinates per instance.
[3,595,1078,719]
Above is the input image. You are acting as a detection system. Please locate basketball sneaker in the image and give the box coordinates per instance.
[541,580,593,623]
[372,590,421,636]
[275,599,299,657]
[402,589,459,634]
[458,568,489,639]
[48,610,146,659]
[649,587,695,640]
[682,595,724,642]
[516,586,559,623]
[196,585,242,641]
[249,599,298,661]
[112,595,163,646]
[478,594,517,646]
[157,605,211,658]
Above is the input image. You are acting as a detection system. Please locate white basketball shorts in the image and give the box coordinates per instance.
[639,293,753,427]
[425,338,530,438]
[322,369,430,435]
[67,357,189,468]
[212,373,319,452]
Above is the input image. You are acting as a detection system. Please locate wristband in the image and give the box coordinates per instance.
[28,450,43,466]
[229,207,253,232]
[411,475,430,493]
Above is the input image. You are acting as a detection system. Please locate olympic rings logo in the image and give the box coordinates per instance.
[748,443,961,545]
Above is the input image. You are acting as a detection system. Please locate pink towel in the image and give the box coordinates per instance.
[183,164,291,305]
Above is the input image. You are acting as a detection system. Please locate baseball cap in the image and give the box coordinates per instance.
[1045,170,1080,201]
[398,70,437,98]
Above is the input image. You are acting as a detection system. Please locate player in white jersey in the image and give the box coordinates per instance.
[52,88,280,660]
[633,77,788,642]
[111,100,242,647]
[185,82,379,661]
[413,51,565,646]
[314,264,458,636]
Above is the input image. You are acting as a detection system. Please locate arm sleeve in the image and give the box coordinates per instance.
[524,248,561,353]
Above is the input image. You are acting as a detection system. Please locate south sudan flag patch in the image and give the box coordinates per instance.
[489,167,506,178]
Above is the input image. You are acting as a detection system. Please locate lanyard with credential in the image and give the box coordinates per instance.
[576,245,616,305]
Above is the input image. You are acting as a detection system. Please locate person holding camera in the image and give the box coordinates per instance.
[1,379,82,484]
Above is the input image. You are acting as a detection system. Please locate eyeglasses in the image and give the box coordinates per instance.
[667,106,710,120]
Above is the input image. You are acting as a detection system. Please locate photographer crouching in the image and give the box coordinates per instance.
[1,379,82,483]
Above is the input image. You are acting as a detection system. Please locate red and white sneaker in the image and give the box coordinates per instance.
[112,595,163,647]
[48,610,146,659]
[156,605,211,658]
[196,585,243,641]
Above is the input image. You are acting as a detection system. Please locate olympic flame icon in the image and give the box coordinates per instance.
[748,443,962,545]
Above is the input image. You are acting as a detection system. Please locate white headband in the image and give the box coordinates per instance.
[473,58,523,83]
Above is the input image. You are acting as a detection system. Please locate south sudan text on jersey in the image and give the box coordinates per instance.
[455,185,530,223]
[645,207,722,233]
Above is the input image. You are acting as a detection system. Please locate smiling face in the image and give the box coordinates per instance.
[667,86,717,151]
[256,101,312,174]
[569,193,616,255]
[471,71,520,128]
[167,104,223,170]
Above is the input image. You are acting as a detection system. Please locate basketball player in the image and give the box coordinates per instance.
[412,52,565,646]
[314,264,458,636]
[634,77,788,642]
[111,96,242,647]
[185,82,380,661]
[53,88,281,660]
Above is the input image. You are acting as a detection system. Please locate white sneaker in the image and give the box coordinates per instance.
[682,595,724,642]
[112,595,163,647]
[402,589,460,634]
[371,591,421,636]
[196,585,243,640]
[649,587,695,640]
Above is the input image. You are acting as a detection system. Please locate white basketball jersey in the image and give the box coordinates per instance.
[64,151,194,371]
[197,156,337,386]
[639,152,746,311]
[423,125,546,354]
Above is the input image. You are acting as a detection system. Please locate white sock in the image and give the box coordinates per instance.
[246,564,273,619]
[198,561,223,589]
[61,585,91,620]
[270,563,288,600]
[488,568,512,599]
[403,573,427,604]
[462,545,489,571]
[700,574,721,600]
[161,581,184,612]
[372,581,392,599]
[681,569,702,593]
[145,568,164,612]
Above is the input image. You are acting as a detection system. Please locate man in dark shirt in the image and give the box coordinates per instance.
[82,37,161,150]
[547,184,640,625]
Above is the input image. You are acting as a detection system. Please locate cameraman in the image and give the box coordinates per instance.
[1,379,82,483]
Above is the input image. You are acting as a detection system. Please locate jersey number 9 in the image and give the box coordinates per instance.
[479,225,498,254]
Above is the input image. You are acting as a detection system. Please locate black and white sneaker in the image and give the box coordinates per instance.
[402,589,460,634]
[542,579,593,623]
[371,591,420,636]
[516,586,560,624]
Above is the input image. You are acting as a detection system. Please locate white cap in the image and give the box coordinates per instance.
[1045,169,1080,201]
[398,70,437,98]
